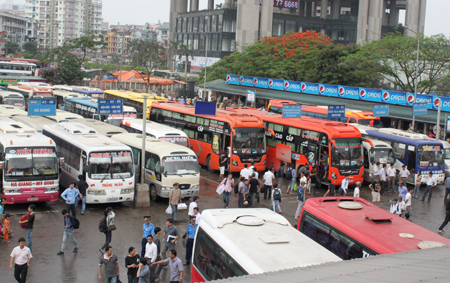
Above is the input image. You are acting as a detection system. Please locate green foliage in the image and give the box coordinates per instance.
[22,42,39,56]
[84,62,147,72]
[6,42,20,55]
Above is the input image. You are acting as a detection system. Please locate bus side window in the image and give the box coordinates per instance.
[330,230,366,260]
[363,148,370,169]
[349,118,357,123]
[301,213,331,249]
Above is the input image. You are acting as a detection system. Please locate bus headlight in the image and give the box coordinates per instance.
[232,159,238,166]
[162,186,172,191]
[88,190,106,195]
[191,185,199,191]
[120,188,134,194]
[45,188,58,192]
[331,173,337,179]
[5,189,20,194]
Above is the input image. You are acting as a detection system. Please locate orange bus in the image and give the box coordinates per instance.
[267,100,382,127]
[227,107,363,186]
[8,85,54,110]
[149,101,268,172]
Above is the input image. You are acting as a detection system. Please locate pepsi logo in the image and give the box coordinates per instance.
[268,79,273,88]
[382,91,390,102]
[319,85,325,95]
[338,87,345,97]
[226,75,231,82]
[240,77,244,83]
[284,81,289,90]
[434,98,441,108]
[407,94,414,105]
[253,78,258,85]
[359,89,366,99]
[301,83,306,92]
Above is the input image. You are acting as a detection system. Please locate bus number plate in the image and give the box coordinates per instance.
[107,198,118,201]
[27,198,39,201]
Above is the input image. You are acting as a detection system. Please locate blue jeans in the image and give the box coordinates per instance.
[26,228,32,251]
[223,192,231,207]
[61,230,78,252]
[171,204,178,220]
[75,196,86,214]
[272,199,281,213]
[106,276,118,283]
[413,184,420,198]
[288,179,295,191]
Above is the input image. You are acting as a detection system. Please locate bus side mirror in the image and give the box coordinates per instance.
[159,166,165,174]
[190,145,193,150]
[59,157,65,164]
[83,165,89,172]
[0,160,4,169]
[369,156,374,164]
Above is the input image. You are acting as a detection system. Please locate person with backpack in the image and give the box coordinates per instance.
[100,207,115,254]
[18,204,35,251]
[271,184,282,214]
[285,167,295,194]
[57,209,79,255]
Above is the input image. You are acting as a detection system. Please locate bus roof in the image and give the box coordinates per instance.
[121,119,188,137]
[104,90,167,102]
[111,133,196,155]
[200,208,341,274]
[0,105,27,117]
[53,90,86,98]
[69,119,128,137]
[0,132,56,147]
[44,110,84,122]
[0,90,24,98]
[11,115,57,132]
[65,97,98,108]
[8,85,53,93]
[152,102,265,128]
[365,128,440,146]
[0,116,36,134]
[72,88,104,95]
[301,197,450,254]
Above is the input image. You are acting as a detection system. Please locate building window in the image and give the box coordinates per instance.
[211,15,217,32]
[182,18,187,33]
[204,16,210,32]
[187,17,192,33]
[193,17,198,31]
[199,16,204,32]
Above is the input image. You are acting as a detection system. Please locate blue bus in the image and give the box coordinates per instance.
[361,127,445,185]
[71,88,104,98]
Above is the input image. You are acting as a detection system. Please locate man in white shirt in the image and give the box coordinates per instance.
[145,235,157,264]
[422,172,437,202]
[252,167,259,180]
[263,166,275,200]
[373,162,381,178]
[389,199,401,216]
[405,188,413,217]
[354,182,361,198]
[379,164,387,195]
[193,207,201,225]
[340,176,349,196]
[160,92,165,98]
[240,164,251,180]
[10,237,32,283]
[188,196,199,221]
[386,163,397,193]
[400,165,410,185]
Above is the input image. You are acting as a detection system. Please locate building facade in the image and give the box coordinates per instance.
[0,11,31,55]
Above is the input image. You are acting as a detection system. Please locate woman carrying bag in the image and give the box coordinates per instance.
[100,207,116,253]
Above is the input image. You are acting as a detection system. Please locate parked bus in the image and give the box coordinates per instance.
[357,127,445,185]
[442,141,450,177]
[0,105,27,117]
[226,107,363,186]
[42,123,135,203]
[0,61,36,76]
[153,70,180,80]
[69,119,128,137]
[64,97,137,125]
[111,133,200,201]
[16,82,53,89]
[298,197,450,260]
[150,102,268,173]
[7,86,54,101]
[0,132,60,204]
[0,90,25,109]
[0,116,36,134]
[12,115,57,133]
[103,90,167,117]
[120,118,190,147]
[71,87,104,98]
[267,100,382,127]
[191,208,341,282]
[44,109,84,123]
[53,90,86,108]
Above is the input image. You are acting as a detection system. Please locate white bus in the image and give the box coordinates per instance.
[16,82,53,89]
[68,118,128,137]
[191,209,341,282]
[42,123,135,203]
[120,119,190,147]
[0,105,28,117]
[12,115,57,133]
[44,109,84,122]
[111,133,199,201]
[0,132,60,204]
[0,90,25,109]
[0,116,36,134]
[0,61,36,76]
[53,90,86,108]
[7,86,54,101]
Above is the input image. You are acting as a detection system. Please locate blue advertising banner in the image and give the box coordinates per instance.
[28,99,56,116]
[268,78,284,90]
[98,99,123,115]
[239,76,253,86]
[195,102,217,115]
[413,103,428,115]
[359,88,382,102]
[282,105,302,118]
[328,105,346,118]
[381,90,406,105]
[253,77,268,88]
[431,96,450,111]
[338,86,359,100]
[284,80,301,92]
[373,105,389,117]
[300,82,319,95]
[319,84,338,97]
[226,74,240,85]
[406,93,416,106]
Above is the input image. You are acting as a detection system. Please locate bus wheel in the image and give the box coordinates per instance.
[206,156,215,173]
[150,185,159,202]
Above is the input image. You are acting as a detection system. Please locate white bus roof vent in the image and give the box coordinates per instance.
[236,216,265,226]
[59,123,98,135]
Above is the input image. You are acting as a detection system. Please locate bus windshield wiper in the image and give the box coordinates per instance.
[115,172,125,181]
[100,174,109,183]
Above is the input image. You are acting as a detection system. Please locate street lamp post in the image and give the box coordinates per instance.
[404,26,420,129]
[194,28,208,99]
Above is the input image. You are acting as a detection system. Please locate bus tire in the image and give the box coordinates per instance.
[150,185,159,202]
[206,156,215,173]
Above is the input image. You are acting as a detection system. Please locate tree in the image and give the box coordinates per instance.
[128,39,165,92]
[6,41,20,55]
[178,44,194,80]
[22,42,39,56]
[342,33,450,94]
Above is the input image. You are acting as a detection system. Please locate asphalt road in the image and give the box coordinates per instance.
[1,168,449,283]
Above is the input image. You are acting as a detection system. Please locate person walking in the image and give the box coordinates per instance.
[125,247,140,283]
[0,197,6,224]
[379,164,387,195]
[286,166,295,194]
[340,176,349,196]
[193,208,201,225]
[398,181,408,200]
[277,163,285,190]
[188,197,199,221]
[219,152,227,181]
[324,179,336,197]
[373,162,381,179]
[220,173,234,208]
[405,188,413,217]
[294,181,305,220]
[248,173,259,207]
[75,175,88,215]
[271,184,282,214]
[153,227,163,280]
[354,182,361,198]
[238,179,249,208]
[137,257,150,283]
[422,172,437,202]
[400,165,410,185]
[438,198,450,233]
[169,183,182,221]
[413,171,422,199]
[389,199,401,216]
[263,166,275,200]
[239,164,251,180]
[386,163,397,193]
[9,237,32,283]
[57,209,78,255]
[141,216,155,258]
[161,219,180,260]
[184,217,197,265]
[3,213,11,243]
[100,207,116,253]
[144,235,157,283]
[98,245,120,283]
[61,182,82,218]
[151,249,184,283]
[18,204,35,251]
[444,174,450,202]
[369,176,382,206]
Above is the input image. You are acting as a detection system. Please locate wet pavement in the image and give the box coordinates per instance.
[1,168,450,283]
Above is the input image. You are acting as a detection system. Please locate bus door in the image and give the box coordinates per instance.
[144,152,161,184]
[407,145,416,183]
[363,147,371,182]
[81,151,88,179]
[210,132,222,169]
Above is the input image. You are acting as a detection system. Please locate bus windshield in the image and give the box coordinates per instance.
[5,147,58,181]
[4,97,25,108]
[417,146,445,167]
[159,136,189,147]
[232,127,266,155]
[331,138,363,168]
[162,156,199,175]
[358,119,382,128]
[370,148,396,165]
[89,151,133,180]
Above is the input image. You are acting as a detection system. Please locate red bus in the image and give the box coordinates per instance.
[298,197,450,260]
[149,101,268,172]
[226,107,363,186]
[267,100,382,127]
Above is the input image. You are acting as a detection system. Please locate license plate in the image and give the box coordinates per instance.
[107,198,118,201]
[348,180,354,183]
[27,198,39,201]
